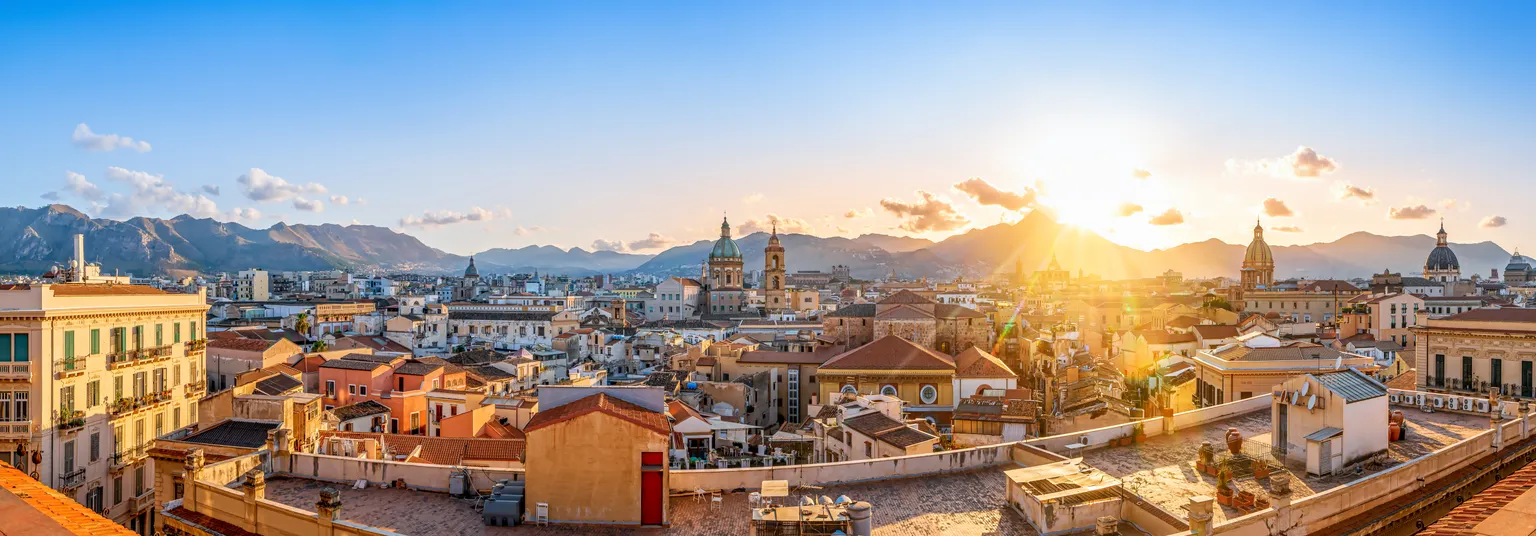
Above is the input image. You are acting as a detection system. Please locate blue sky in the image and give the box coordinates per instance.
[2,2,1533,254]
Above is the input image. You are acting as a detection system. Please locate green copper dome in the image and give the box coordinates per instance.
[710,217,742,259]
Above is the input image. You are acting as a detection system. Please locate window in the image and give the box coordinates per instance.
[919,384,938,405]
[90,329,101,355]
[155,324,163,346]
[359,385,367,396]
[63,439,75,473]
[60,385,75,413]
[348,384,357,395]
[89,432,100,462]
[841,384,858,396]
[174,323,181,343]
[0,334,28,362]
[326,380,336,398]
[1493,359,1504,391]
[879,385,898,397]
[113,476,122,505]
[86,381,99,408]
[114,376,123,402]
[64,331,75,359]
[864,441,872,458]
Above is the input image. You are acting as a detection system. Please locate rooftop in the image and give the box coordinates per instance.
[819,335,955,372]
[0,461,136,536]
[180,419,281,449]
[1080,405,1487,525]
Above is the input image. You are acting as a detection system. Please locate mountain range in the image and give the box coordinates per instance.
[0,204,1513,281]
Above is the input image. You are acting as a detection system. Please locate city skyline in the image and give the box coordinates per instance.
[3,3,1533,255]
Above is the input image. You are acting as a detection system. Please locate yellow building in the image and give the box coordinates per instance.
[0,282,209,535]
[523,387,671,527]
[816,335,958,426]
[1413,308,1536,397]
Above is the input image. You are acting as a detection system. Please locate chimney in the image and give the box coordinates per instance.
[73,233,86,282]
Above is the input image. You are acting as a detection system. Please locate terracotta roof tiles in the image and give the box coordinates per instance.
[819,335,956,372]
[954,347,1016,379]
[524,392,670,436]
[0,461,136,535]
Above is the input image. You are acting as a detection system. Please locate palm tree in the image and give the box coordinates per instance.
[1203,296,1234,312]
[294,312,311,337]
[311,339,328,352]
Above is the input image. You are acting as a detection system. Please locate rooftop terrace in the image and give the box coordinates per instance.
[1082,406,1488,524]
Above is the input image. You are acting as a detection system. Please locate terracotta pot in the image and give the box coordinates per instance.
[1134,432,1148,443]
[1225,428,1243,455]
[1217,490,1232,506]
[1388,422,1402,441]
[1252,460,1270,479]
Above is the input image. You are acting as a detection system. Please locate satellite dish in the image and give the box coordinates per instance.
[1306,394,1318,411]
[1299,382,1310,397]
[1290,391,1300,405]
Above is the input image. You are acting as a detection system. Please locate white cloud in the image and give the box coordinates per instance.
[227,207,263,221]
[99,166,219,218]
[627,233,678,251]
[880,191,970,233]
[1261,197,1294,217]
[329,195,350,205]
[1387,205,1436,220]
[398,206,509,227]
[590,239,626,252]
[1227,146,1339,179]
[1481,215,1508,228]
[63,171,103,200]
[952,178,1038,211]
[844,208,873,219]
[40,191,61,201]
[513,225,547,236]
[236,168,328,202]
[1116,202,1143,217]
[71,123,151,152]
[739,214,814,235]
[293,197,325,212]
[1147,208,1185,226]
[1272,225,1304,233]
[1334,182,1376,204]
[742,192,764,204]
[201,185,221,196]
[1131,168,1152,179]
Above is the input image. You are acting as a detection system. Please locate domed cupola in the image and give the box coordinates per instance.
[1424,220,1461,282]
[709,217,742,260]
[464,256,479,278]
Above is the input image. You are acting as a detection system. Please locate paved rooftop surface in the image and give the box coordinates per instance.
[1082,407,1489,524]
[267,469,1038,535]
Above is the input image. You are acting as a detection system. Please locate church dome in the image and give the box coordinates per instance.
[1425,222,1459,271]
[1506,251,1533,272]
[1243,222,1274,266]
[464,256,479,277]
[1426,246,1460,271]
[710,217,742,259]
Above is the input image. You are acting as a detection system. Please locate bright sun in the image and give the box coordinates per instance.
[1010,125,1173,250]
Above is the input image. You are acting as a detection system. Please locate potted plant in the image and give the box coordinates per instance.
[1216,484,1234,506]
[1133,422,1147,443]
[1236,490,1256,510]
[1252,459,1271,479]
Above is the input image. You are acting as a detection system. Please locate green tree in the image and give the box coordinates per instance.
[1203,296,1234,311]
[294,312,311,337]
[311,339,328,352]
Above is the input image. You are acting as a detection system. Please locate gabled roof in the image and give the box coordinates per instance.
[1138,331,1197,345]
[934,304,986,319]
[1167,316,1204,329]
[738,348,839,365]
[207,337,279,352]
[318,359,388,371]
[878,290,934,305]
[1442,308,1536,323]
[842,411,936,448]
[819,335,956,372]
[330,400,390,421]
[1384,369,1417,390]
[954,347,1016,379]
[875,306,935,320]
[181,419,281,449]
[394,361,444,376]
[1312,368,1388,402]
[524,393,671,436]
[1193,325,1240,340]
[252,373,303,396]
[826,304,876,318]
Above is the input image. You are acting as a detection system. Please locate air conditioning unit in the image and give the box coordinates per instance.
[1478,399,1491,413]
[1433,397,1445,408]
[1446,398,1459,410]
[1389,394,1400,404]
[1416,394,1426,406]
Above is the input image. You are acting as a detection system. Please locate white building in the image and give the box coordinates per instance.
[1271,368,1389,476]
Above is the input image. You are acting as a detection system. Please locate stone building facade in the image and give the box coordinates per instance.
[822,290,990,356]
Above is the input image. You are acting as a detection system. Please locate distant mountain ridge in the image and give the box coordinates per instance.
[0,204,1512,280]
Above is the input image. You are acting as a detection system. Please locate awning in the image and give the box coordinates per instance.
[1304,427,1343,442]
[761,480,790,498]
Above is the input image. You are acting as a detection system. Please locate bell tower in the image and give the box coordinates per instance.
[764,222,787,314]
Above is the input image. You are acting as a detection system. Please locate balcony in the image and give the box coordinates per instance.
[111,442,149,472]
[56,410,85,434]
[0,420,32,439]
[185,339,207,355]
[57,468,85,490]
[0,361,31,382]
[106,345,176,370]
[54,356,86,380]
[108,390,174,420]
[130,488,156,512]
[184,381,207,398]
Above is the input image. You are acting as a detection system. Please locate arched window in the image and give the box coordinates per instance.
[841,384,858,396]
[975,384,993,396]
[880,385,898,397]
[919,384,939,405]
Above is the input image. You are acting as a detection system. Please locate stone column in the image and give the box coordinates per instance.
[1187,496,1215,536]
[1096,515,1118,535]
[1268,473,1293,510]
[1491,389,1505,451]
[183,449,206,515]
[316,487,342,536]
[241,468,266,533]
[1163,407,1175,435]
[1521,401,1530,440]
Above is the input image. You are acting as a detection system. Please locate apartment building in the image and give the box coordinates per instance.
[1414,308,1536,398]
[0,282,209,535]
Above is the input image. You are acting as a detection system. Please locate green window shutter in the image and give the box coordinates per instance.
[174,323,181,343]
[91,329,100,355]
[64,331,75,359]
[0,334,9,362]
[13,335,26,363]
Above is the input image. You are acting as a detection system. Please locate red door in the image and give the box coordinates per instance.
[640,452,664,525]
